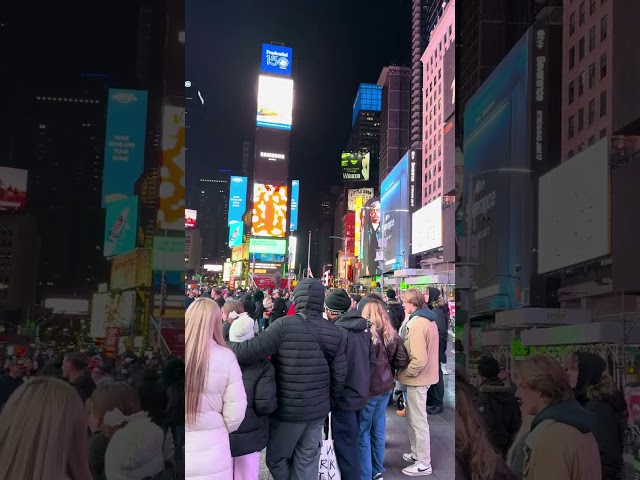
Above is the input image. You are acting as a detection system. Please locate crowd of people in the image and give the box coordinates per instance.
[456,351,629,479]
[185,278,452,479]
[0,349,185,479]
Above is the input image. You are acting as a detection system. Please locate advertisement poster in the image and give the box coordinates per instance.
[110,248,152,291]
[102,89,148,206]
[231,244,249,262]
[185,209,197,229]
[347,188,374,211]
[104,327,121,356]
[161,328,185,356]
[412,197,443,254]
[359,197,381,277]
[380,154,411,272]
[228,176,248,247]
[157,102,185,230]
[256,75,293,130]
[341,152,370,182]
[290,180,299,231]
[254,128,290,183]
[251,184,288,238]
[261,44,293,76]
[249,238,287,255]
[104,196,138,257]
[152,236,185,271]
[0,167,28,211]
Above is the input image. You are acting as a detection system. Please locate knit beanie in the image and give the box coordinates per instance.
[387,289,396,299]
[229,314,255,342]
[477,356,500,379]
[324,289,352,315]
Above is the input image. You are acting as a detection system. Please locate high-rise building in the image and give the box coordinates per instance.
[347,84,382,188]
[242,140,252,177]
[185,228,202,272]
[421,1,455,206]
[311,192,335,277]
[377,66,411,186]
[198,172,231,264]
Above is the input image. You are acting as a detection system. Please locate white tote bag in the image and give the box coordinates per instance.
[318,413,341,480]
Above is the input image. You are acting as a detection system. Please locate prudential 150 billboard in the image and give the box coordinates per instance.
[102,89,148,206]
[261,44,292,76]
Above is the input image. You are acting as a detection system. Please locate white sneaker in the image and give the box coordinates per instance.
[402,463,432,476]
[402,452,418,463]
[442,364,449,375]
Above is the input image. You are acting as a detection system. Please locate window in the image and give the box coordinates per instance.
[601,15,607,41]
[600,128,607,139]
[579,37,585,60]
[579,2,585,25]
[578,108,584,131]
[590,0,596,14]
[578,71,585,96]
[438,162,442,172]
[569,47,576,69]
[569,81,575,103]
[600,53,607,78]
[600,90,607,116]
[570,12,576,35]
[588,136,595,146]
[588,99,596,124]
[438,177,441,188]
[569,115,575,139]
[589,26,596,52]
[588,62,596,88]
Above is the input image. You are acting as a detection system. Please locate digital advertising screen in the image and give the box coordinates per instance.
[252,252,285,263]
[185,209,197,229]
[102,89,148,206]
[152,235,185,271]
[347,188,374,211]
[341,152,371,182]
[463,31,531,313]
[380,153,411,272]
[228,223,244,249]
[254,128,290,183]
[250,261,283,275]
[359,196,381,277]
[443,45,455,122]
[256,75,293,131]
[228,176,248,248]
[103,196,138,257]
[290,180,299,231]
[412,197,443,254]
[261,44,293,76]
[157,102,185,230]
[251,183,288,238]
[0,167,28,211]
[249,238,287,255]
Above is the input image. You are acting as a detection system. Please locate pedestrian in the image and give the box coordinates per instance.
[211,287,225,309]
[270,289,288,324]
[385,289,405,331]
[426,287,448,414]
[0,358,24,410]
[62,352,96,403]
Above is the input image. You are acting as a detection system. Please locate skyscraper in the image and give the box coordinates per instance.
[347,84,382,189]
[198,172,231,264]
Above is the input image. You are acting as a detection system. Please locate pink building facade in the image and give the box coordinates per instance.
[421,0,454,206]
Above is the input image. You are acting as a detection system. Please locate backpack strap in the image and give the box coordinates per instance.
[298,313,332,365]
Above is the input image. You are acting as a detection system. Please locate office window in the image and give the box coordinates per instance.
[569,81,575,103]
[438,177,441,188]
[578,108,584,131]
[438,162,441,172]
[570,12,576,35]
[588,136,595,146]
[588,63,596,88]
[569,115,575,138]
[601,15,607,41]
[569,47,576,69]
[578,71,585,96]
[579,2,585,25]
[589,26,596,52]
[600,90,607,116]
[600,52,607,78]
[590,0,596,14]
[588,99,595,124]
[579,37,585,60]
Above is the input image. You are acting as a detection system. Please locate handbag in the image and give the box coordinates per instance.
[318,412,341,480]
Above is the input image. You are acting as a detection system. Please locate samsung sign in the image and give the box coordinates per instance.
[261,44,293,76]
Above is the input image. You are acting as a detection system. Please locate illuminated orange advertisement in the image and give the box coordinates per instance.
[251,184,288,238]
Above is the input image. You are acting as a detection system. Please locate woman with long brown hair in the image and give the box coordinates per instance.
[456,370,516,480]
[185,297,247,480]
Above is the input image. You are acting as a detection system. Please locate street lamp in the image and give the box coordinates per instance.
[461,167,532,372]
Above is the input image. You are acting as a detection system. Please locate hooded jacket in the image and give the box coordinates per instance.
[428,287,449,363]
[370,329,409,397]
[385,299,405,331]
[476,377,521,454]
[522,399,601,480]
[332,310,376,411]
[230,278,347,423]
[396,307,440,387]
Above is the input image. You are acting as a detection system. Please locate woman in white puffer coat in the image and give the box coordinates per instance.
[185,297,247,480]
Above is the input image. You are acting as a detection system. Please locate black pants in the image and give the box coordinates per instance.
[331,407,361,479]
[427,365,444,407]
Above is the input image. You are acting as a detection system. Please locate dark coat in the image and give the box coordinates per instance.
[230,360,277,456]
[214,296,225,309]
[476,377,521,455]
[0,374,23,410]
[430,305,448,363]
[254,300,264,321]
[386,300,405,331]
[230,278,347,423]
[71,373,96,403]
[332,310,376,411]
[270,297,288,322]
[370,330,409,397]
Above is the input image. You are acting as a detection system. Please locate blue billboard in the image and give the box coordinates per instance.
[380,154,411,273]
[102,89,148,206]
[463,31,532,314]
[290,180,299,231]
[228,176,248,248]
[104,196,138,257]
[261,44,292,76]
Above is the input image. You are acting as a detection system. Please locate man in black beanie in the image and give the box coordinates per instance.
[324,288,376,480]
[386,288,405,331]
[426,287,448,414]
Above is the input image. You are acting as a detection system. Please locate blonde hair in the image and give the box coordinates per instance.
[222,300,244,319]
[0,377,92,480]
[362,300,395,346]
[402,288,425,309]
[513,354,572,403]
[185,298,225,426]
[89,382,141,437]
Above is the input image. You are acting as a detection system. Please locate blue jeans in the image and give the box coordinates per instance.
[358,391,392,480]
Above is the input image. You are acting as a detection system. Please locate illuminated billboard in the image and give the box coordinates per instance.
[249,238,287,255]
[152,236,185,271]
[251,184,288,238]
[0,167,27,211]
[102,89,148,206]
[157,102,185,230]
[341,152,371,182]
[256,75,293,131]
[290,180,299,231]
[412,197,443,254]
[228,176,248,248]
[347,188,374,211]
[185,209,197,229]
[261,44,292,76]
[359,197,381,277]
[254,128,290,183]
[104,196,138,257]
[250,262,283,275]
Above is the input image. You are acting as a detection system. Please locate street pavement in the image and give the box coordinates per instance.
[259,348,456,479]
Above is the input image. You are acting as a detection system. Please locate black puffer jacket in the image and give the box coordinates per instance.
[386,300,405,331]
[332,310,376,411]
[231,278,347,423]
[476,377,521,456]
[230,360,277,457]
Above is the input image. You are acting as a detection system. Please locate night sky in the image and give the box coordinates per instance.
[186,0,411,229]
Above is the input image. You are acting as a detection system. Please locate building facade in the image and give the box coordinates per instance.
[198,172,230,265]
[348,84,382,189]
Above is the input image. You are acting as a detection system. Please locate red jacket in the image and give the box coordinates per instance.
[287,303,296,315]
